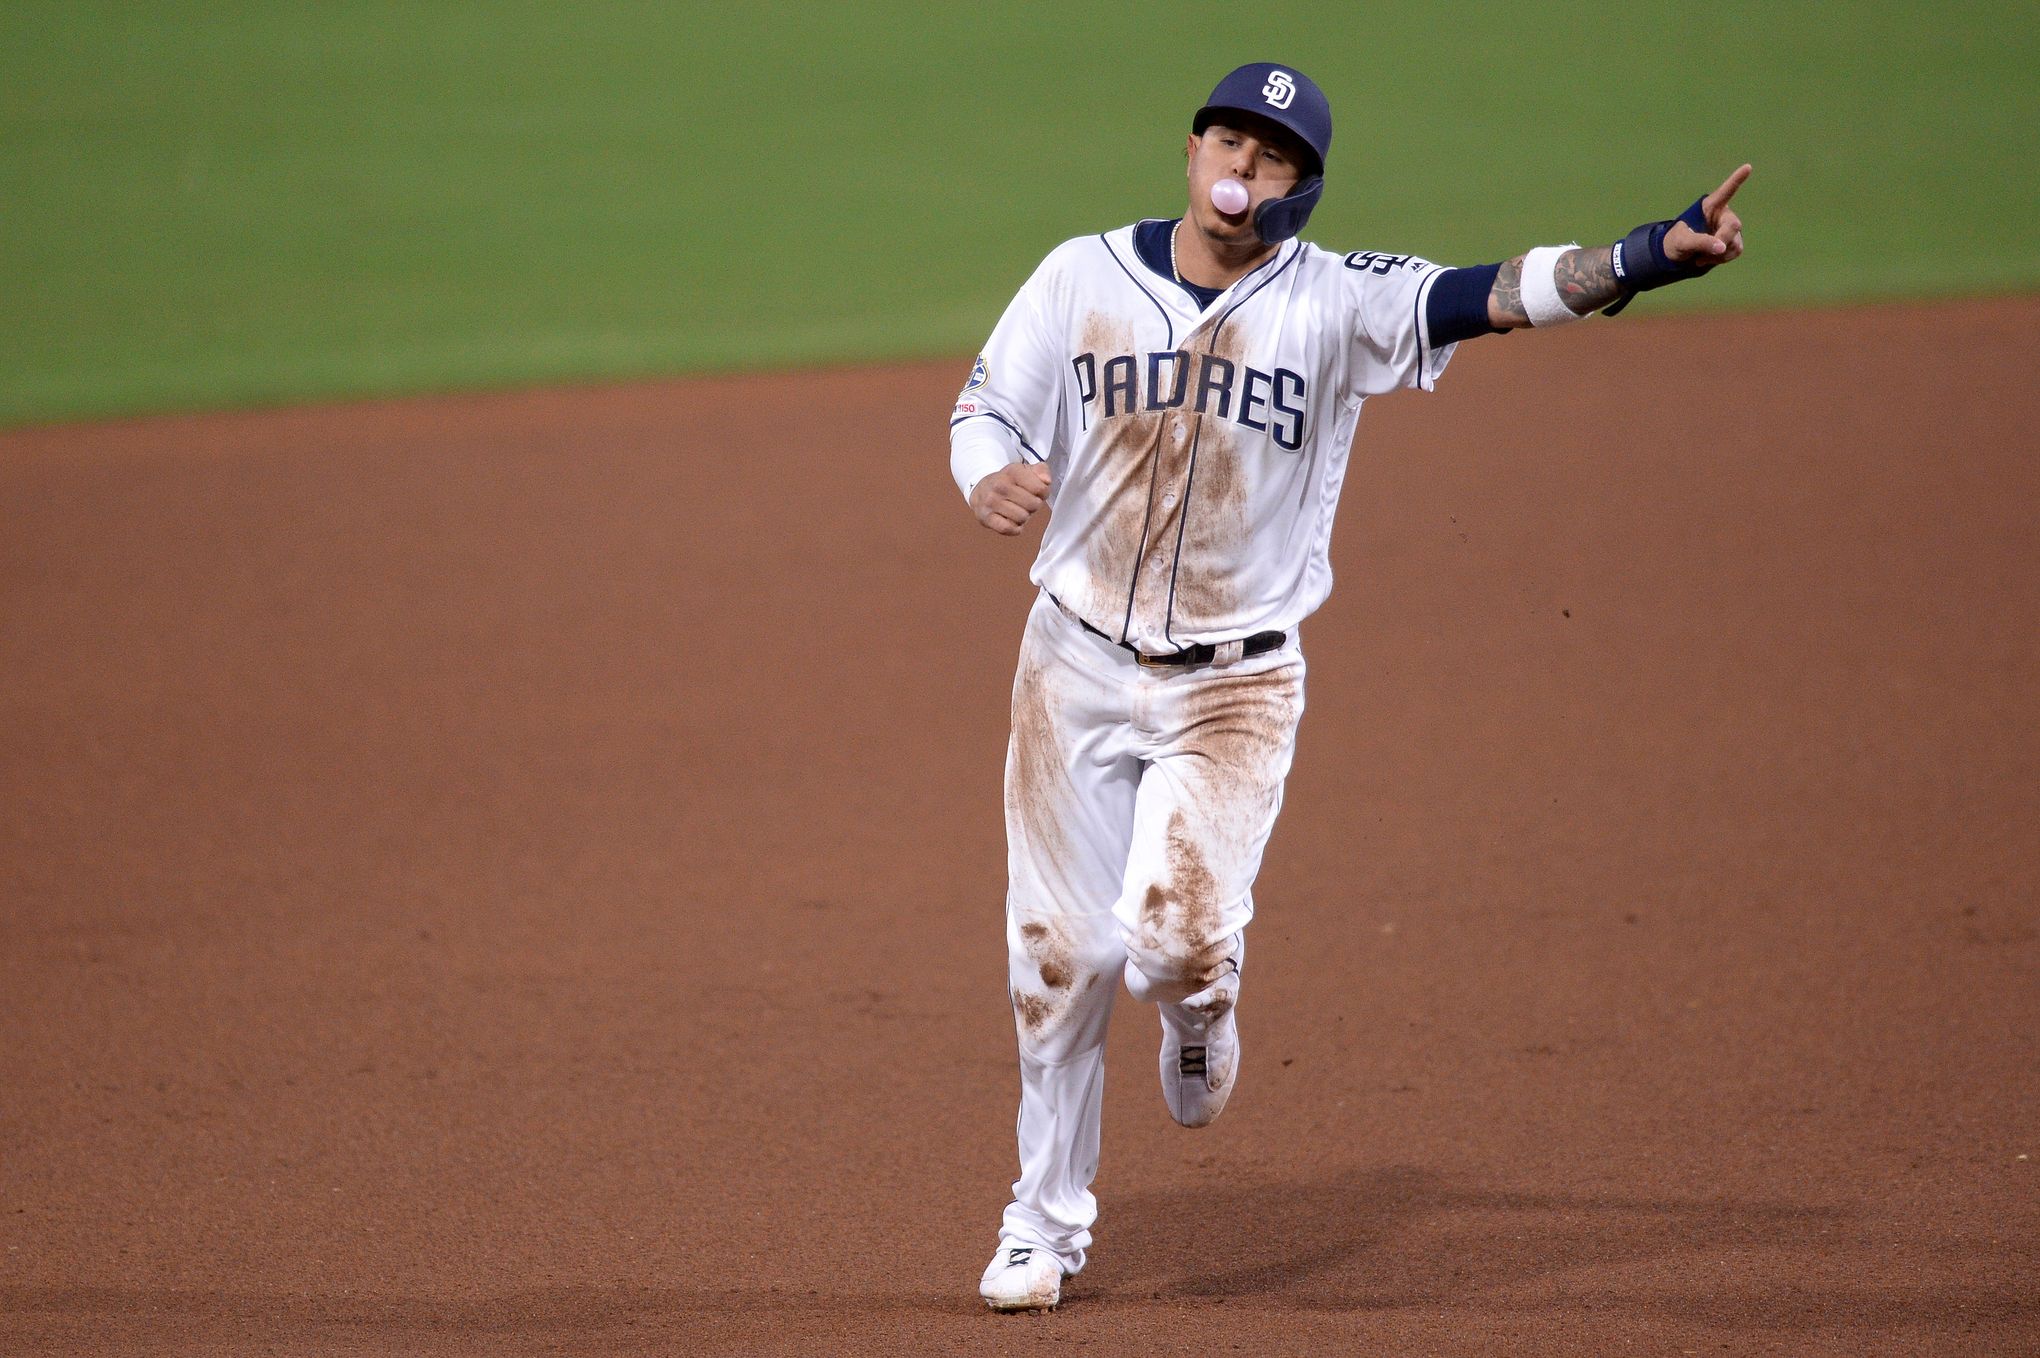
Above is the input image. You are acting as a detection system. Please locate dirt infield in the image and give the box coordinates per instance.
[3,298,2035,1355]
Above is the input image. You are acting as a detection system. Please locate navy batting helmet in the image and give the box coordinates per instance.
[1192,63,1332,243]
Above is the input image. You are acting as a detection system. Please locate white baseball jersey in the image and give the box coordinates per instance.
[951,222,1460,654]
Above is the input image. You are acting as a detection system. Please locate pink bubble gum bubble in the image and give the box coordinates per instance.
[1210,178,1250,215]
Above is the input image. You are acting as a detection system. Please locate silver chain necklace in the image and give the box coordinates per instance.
[1170,220,1183,283]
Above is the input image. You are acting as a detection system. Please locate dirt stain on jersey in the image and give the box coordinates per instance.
[1176,423,1247,627]
[1118,406,1195,637]
[1170,323,1254,631]
[1081,312,1135,375]
[1007,655,1074,875]
[1134,808,1233,990]
[1019,918,1075,991]
[1073,311,1270,642]
[1179,662,1304,796]
[1013,990,1053,1035]
[1081,413,1167,622]
[1079,405,1167,629]
[1134,662,1306,990]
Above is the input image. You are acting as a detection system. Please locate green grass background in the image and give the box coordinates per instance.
[3,1,2035,426]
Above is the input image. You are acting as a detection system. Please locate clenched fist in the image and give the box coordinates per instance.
[971,463,1053,536]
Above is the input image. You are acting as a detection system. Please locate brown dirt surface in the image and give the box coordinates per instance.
[3,297,2036,1356]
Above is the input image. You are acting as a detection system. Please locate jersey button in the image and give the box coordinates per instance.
[1162,492,1178,508]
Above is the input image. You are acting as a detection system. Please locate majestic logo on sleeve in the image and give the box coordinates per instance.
[1070,348,1307,450]
[1261,71,1296,109]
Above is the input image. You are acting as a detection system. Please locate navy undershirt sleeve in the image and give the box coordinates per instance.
[1425,263,1507,345]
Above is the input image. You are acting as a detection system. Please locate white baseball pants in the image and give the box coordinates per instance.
[995,589,1306,1274]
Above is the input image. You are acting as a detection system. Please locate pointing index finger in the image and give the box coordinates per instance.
[1705,163,1753,214]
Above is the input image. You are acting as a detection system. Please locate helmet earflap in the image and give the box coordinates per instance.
[1253,175,1322,244]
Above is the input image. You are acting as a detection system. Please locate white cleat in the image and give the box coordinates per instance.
[1160,995,1239,1129]
[979,1244,1065,1312]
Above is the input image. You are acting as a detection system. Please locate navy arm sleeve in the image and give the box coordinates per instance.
[1425,263,1507,346]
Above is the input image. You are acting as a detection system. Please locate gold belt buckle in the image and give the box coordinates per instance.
[1135,650,1167,668]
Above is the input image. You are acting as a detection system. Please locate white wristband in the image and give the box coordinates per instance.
[1521,244,1585,327]
[951,423,1020,503]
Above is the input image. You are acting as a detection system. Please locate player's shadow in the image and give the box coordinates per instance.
[1077,1164,1969,1324]
[7,1172,2031,1344]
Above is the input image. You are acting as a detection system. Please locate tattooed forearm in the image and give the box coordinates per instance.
[1490,255,1528,327]
[1487,243,1623,328]
[1552,245,1619,314]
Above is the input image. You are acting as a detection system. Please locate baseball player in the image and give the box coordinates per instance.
[954,62,1747,1312]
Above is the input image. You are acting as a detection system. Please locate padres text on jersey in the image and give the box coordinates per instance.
[951,224,1456,654]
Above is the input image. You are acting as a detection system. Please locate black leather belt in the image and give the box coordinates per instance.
[1130,631,1286,667]
[1051,594,1285,668]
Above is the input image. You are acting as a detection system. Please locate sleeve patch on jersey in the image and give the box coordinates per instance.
[1343,250,1429,276]
[964,354,989,391]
